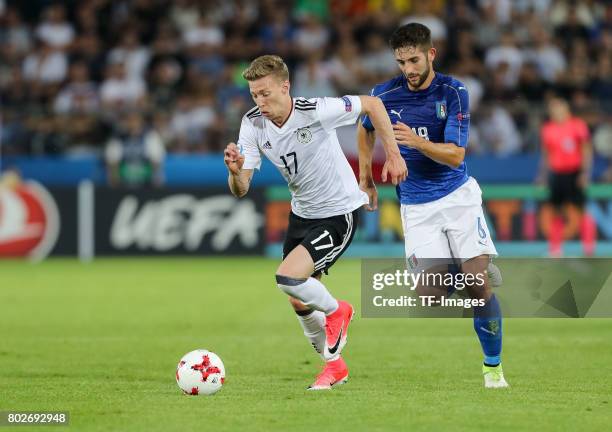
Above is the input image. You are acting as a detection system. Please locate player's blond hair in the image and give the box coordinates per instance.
[242,55,289,82]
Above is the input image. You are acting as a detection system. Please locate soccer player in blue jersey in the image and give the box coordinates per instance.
[358,23,508,388]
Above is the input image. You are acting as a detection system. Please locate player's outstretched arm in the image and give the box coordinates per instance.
[224,142,253,198]
[359,96,407,185]
[357,123,378,211]
[393,121,465,168]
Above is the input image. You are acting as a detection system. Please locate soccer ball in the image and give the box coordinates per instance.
[175,349,226,396]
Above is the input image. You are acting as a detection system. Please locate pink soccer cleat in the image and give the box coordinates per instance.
[323,300,355,361]
[307,357,349,390]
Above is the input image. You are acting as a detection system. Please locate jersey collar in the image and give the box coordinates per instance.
[270,98,294,132]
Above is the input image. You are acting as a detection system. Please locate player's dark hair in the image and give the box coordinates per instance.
[389,23,432,52]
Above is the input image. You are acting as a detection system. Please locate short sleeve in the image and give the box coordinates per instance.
[444,85,470,148]
[316,96,362,132]
[361,88,375,131]
[238,116,261,170]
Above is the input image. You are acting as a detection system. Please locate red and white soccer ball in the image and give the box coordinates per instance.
[175,349,226,396]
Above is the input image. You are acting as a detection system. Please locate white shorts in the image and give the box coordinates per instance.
[401,177,497,269]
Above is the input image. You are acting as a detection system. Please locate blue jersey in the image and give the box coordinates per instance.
[362,72,470,204]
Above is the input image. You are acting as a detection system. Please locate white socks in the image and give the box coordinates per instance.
[276,275,339,315]
[295,310,326,359]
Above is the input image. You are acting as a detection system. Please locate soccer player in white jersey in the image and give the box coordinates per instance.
[359,24,508,388]
[224,55,407,390]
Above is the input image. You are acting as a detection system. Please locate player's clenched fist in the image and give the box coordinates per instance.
[224,142,245,175]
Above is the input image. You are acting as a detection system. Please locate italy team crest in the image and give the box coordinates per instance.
[436,101,447,119]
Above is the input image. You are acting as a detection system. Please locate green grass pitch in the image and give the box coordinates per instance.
[1,258,611,431]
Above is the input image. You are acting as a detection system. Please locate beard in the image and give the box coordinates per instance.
[406,63,431,89]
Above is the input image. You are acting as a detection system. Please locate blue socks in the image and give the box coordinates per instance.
[473,294,502,366]
[443,266,503,365]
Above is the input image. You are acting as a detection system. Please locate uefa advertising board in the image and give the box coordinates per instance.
[1,182,611,259]
[0,183,265,258]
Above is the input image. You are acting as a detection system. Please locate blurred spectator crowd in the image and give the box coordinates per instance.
[0,0,610,164]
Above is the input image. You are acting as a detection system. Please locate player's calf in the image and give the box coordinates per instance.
[278,277,354,361]
[463,254,504,378]
[276,275,339,315]
[290,297,326,359]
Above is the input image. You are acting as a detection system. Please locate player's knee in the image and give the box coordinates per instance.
[462,255,491,299]
[275,274,307,298]
[462,254,489,275]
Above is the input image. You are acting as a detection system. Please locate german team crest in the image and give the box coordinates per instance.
[436,101,447,119]
[296,127,312,144]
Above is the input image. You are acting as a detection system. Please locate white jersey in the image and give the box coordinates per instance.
[239,96,368,219]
